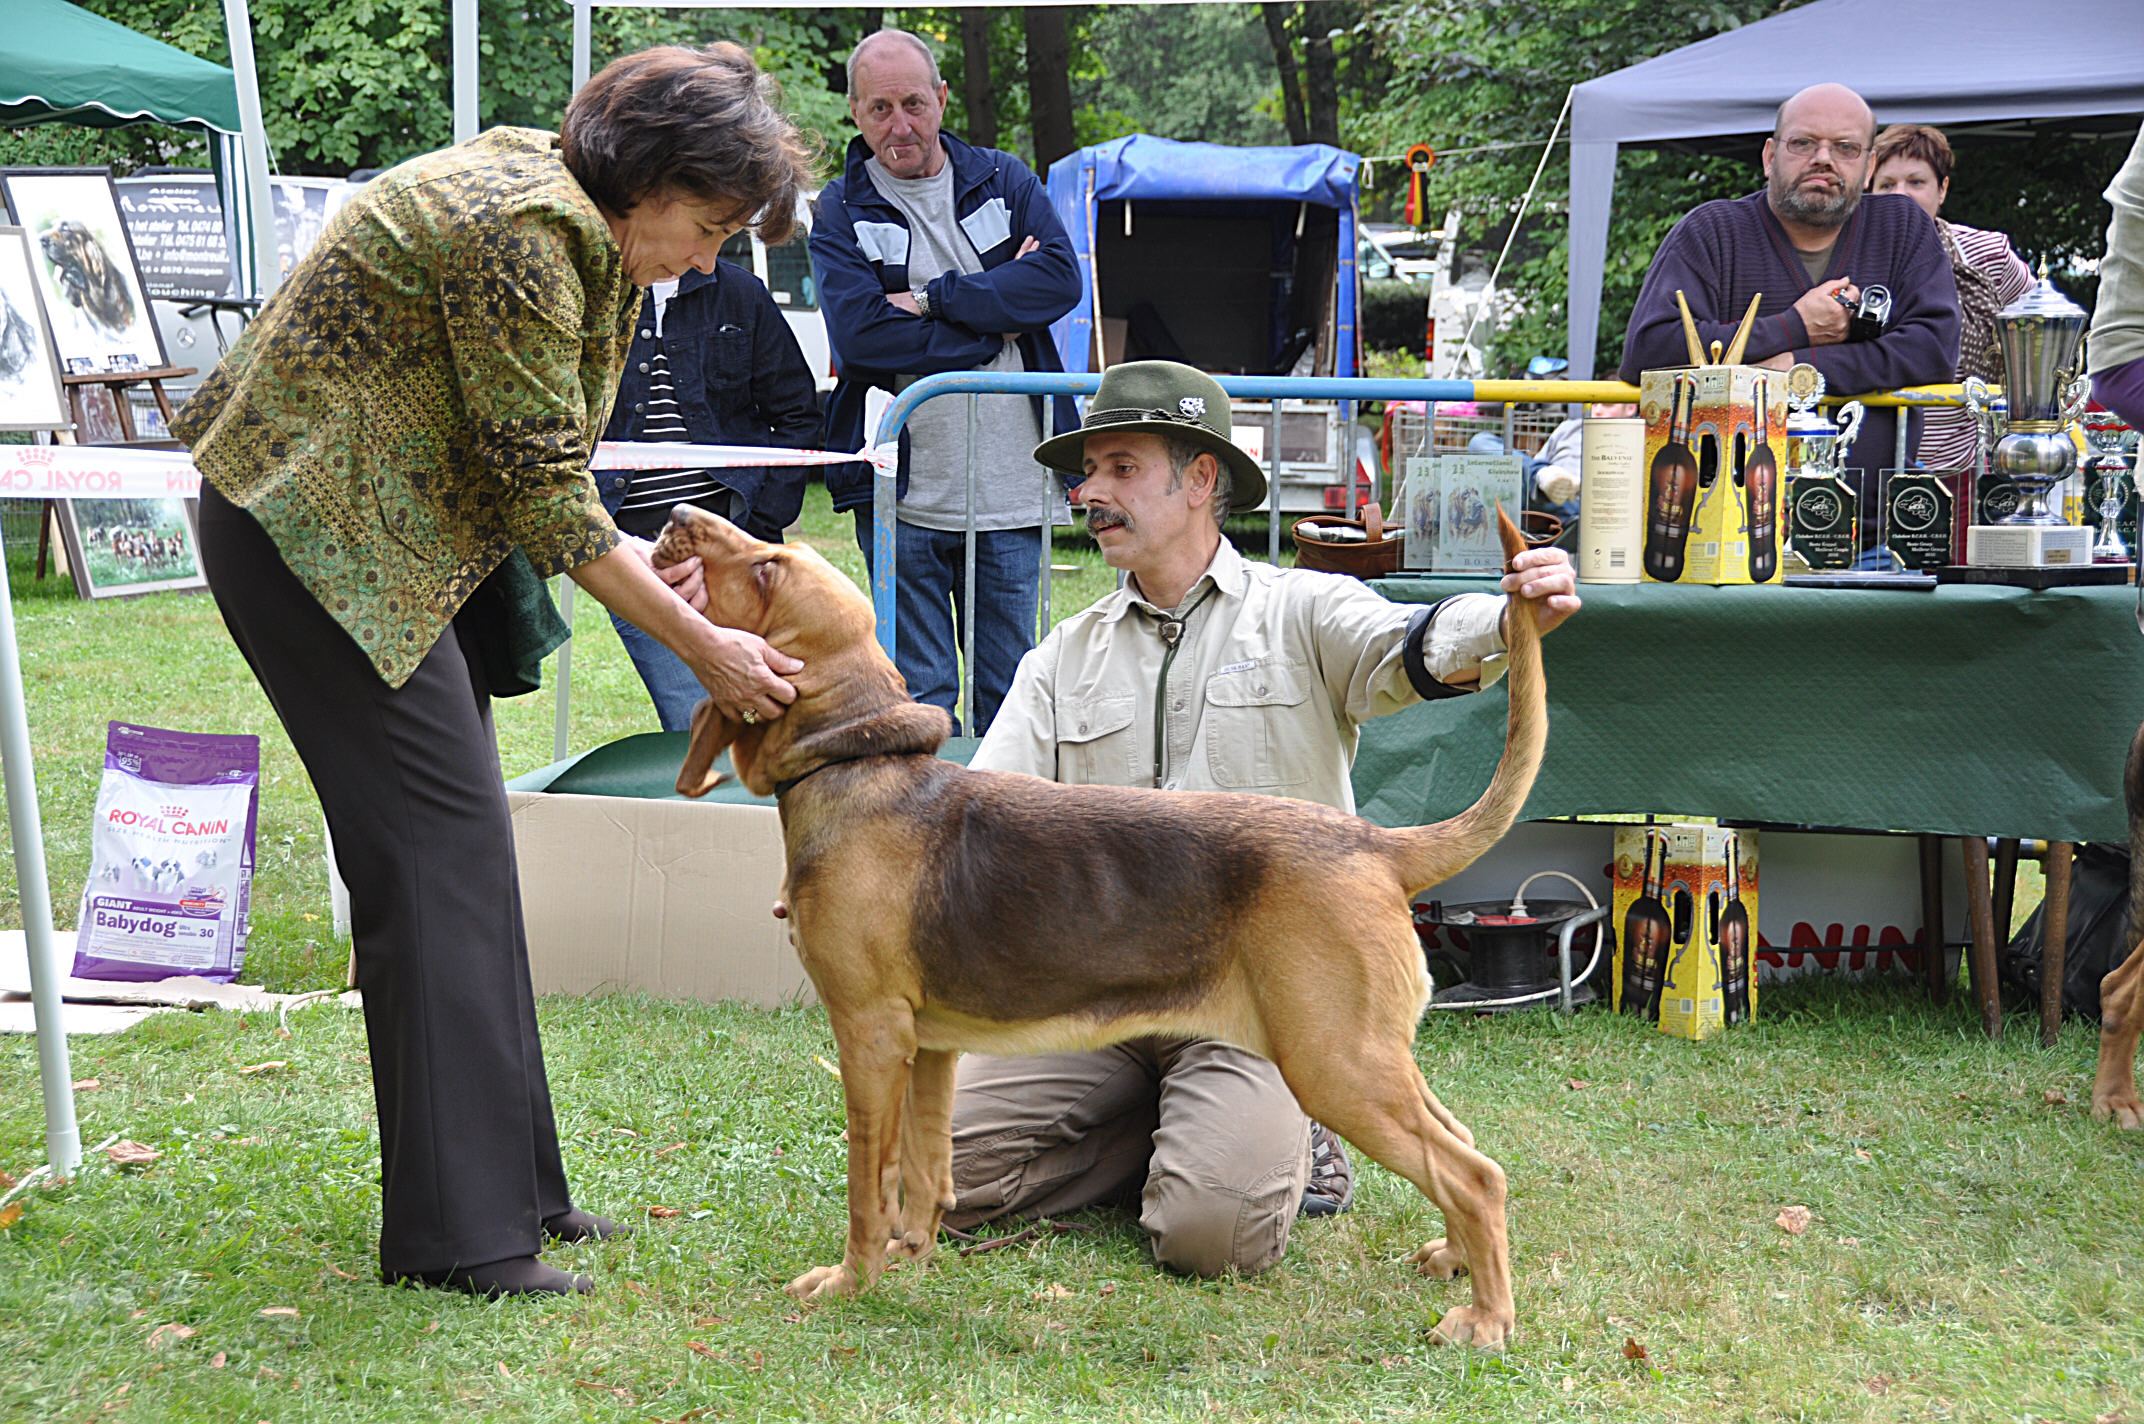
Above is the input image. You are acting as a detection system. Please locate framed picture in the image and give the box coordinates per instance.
[0,169,167,376]
[0,225,67,432]
[55,495,206,600]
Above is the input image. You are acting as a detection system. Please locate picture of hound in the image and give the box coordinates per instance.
[39,220,136,336]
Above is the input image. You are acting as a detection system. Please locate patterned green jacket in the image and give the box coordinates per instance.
[174,127,636,688]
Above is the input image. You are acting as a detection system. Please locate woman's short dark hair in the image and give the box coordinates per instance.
[1870,124,1954,187]
[561,43,815,243]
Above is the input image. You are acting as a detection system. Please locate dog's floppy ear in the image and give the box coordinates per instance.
[676,695,737,798]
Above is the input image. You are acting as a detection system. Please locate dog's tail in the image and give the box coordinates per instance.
[1387,505,1548,895]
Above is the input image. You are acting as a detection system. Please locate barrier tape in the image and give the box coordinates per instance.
[0,440,892,502]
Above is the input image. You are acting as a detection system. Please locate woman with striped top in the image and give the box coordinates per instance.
[1871,124,2034,474]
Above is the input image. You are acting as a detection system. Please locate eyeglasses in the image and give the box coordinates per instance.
[1781,136,1867,162]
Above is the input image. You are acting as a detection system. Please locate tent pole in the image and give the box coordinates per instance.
[453,0,479,143]
[1566,138,1619,382]
[221,0,281,299]
[0,521,80,1175]
[573,0,593,92]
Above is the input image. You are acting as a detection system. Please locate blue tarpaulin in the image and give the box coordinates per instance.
[1045,133,1360,377]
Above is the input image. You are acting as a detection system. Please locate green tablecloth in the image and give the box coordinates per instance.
[1359,576,2144,844]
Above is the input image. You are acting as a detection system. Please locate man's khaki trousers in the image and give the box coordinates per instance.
[946,1036,1311,1277]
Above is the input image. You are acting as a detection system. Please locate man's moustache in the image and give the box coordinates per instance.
[1085,507,1128,532]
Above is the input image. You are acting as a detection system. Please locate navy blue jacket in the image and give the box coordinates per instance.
[811,132,1083,512]
[600,259,822,540]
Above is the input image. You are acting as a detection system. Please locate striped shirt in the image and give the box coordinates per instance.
[613,280,743,539]
[1917,222,2034,474]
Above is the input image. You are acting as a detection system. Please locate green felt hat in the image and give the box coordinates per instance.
[1033,361,1267,512]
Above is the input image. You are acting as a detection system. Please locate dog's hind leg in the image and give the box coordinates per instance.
[1277,1024,1512,1348]
[888,1048,957,1265]
[2092,940,2144,1129]
[787,1003,917,1303]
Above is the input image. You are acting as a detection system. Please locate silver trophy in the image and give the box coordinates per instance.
[1976,267,2092,526]
[2086,424,2136,563]
[1783,363,1864,477]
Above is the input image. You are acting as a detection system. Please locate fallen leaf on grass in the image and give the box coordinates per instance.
[72,1078,100,1090]
[275,1026,291,1040]
[129,1310,148,1320]
[781,1312,804,1324]
[771,1146,784,1158]
[145,1323,194,1348]
[1952,1092,1970,1101]
[655,1142,687,1157]
[1865,1375,1893,1395]
[322,1263,361,1282]
[107,1141,161,1168]
[1621,1337,1649,1362]
[813,1055,842,1079]
[236,1061,287,1075]
[1854,1148,1871,1161]
[209,1353,226,1369]
[646,1205,680,1219]
[1379,1354,1405,1368]
[1775,1205,1812,1235]
[686,1341,721,1362]
[259,1307,299,1319]
[692,1315,726,1327]
[421,1321,439,1333]
[0,1203,21,1229]
[1563,1376,1576,1392]
[2095,1410,2132,1424]
[610,1127,639,1138]
[1566,1078,1589,1090]
[0,1169,13,1189]
[1098,1283,1117,1297]
[575,1379,632,1400]
[2045,1089,2070,1106]
[1034,1282,1072,1300]
[496,1361,510,1377]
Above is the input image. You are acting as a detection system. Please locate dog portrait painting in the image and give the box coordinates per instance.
[0,226,66,432]
[0,171,164,376]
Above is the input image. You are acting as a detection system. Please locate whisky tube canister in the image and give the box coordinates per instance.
[1578,416,1646,583]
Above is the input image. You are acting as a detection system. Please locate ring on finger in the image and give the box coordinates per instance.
[740,707,759,725]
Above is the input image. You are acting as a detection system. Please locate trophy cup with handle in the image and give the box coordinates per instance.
[1965,266,2093,567]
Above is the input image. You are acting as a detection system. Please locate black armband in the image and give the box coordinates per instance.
[1402,600,1472,701]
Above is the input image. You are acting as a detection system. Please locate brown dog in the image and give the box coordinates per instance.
[39,221,136,336]
[2091,723,2144,1128]
[653,504,1548,1349]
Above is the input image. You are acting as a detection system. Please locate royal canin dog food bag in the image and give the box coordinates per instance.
[72,722,259,982]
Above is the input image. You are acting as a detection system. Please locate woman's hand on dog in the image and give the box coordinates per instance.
[694,625,803,725]
[1499,547,1581,641]
[626,535,707,612]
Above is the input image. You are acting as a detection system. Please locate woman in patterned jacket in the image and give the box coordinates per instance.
[173,45,812,1298]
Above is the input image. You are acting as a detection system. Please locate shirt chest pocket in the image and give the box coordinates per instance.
[691,324,754,415]
[1055,693,1138,786]
[1203,659,1317,790]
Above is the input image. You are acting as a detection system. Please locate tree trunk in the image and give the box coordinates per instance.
[1302,1,1343,147]
[1261,3,1309,147]
[961,8,998,151]
[1024,7,1076,173]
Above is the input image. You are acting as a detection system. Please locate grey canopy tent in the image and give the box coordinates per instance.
[1567,0,2144,379]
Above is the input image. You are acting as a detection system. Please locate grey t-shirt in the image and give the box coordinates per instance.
[865,155,1068,533]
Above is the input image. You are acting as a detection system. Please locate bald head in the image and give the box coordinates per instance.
[1764,83,1877,235]
[1774,84,1875,146]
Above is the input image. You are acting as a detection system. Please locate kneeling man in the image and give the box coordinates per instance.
[946,360,1579,1275]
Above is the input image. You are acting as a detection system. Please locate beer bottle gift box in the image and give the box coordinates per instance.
[1612,824,1759,1040]
[1638,365,1788,585]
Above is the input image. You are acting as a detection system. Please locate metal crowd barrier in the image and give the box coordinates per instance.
[869,374,1969,732]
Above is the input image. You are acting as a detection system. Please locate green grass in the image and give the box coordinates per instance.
[3,485,2134,1421]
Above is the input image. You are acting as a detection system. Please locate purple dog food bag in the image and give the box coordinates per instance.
[72,722,260,983]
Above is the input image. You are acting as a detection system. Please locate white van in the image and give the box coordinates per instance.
[718,195,832,393]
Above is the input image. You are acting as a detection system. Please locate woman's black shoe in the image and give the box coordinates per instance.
[392,1255,593,1297]
[544,1208,629,1243]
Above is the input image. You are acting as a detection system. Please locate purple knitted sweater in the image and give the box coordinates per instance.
[1619,190,1961,468]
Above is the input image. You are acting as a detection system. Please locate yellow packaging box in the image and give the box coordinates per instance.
[1611,824,1758,1039]
[1638,366,1788,585]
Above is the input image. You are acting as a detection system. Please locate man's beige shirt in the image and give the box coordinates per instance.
[972,539,1506,812]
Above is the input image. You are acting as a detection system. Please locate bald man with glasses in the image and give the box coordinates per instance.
[1619,83,1960,496]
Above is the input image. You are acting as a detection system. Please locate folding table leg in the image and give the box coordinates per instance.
[1960,836,2003,1040]
[2041,841,2073,1049]
[1918,835,1948,1007]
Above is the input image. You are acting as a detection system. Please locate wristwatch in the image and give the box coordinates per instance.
[912,287,933,319]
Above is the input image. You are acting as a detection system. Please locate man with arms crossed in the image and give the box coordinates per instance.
[946,360,1579,1276]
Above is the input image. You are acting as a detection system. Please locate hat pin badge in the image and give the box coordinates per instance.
[1179,396,1206,418]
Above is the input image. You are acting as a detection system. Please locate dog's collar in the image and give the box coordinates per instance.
[773,753,880,799]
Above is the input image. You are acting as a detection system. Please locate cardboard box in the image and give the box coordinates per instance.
[506,789,810,1008]
[1638,366,1787,584]
[1610,823,1758,1040]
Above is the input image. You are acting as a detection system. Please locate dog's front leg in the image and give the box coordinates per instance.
[2092,940,2144,1129]
[888,1048,958,1265]
[787,1006,916,1303]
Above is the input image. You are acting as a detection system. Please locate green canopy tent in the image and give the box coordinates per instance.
[2,0,278,300]
[1,0,280,1178]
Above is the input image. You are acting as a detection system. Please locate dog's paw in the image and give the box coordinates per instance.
[885,1229,938,1266]
[1411,1238,1469,1280]
[784,1263,860,1302]
[2091,1086,2144,1129]
[1427,1304,1513,1351]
